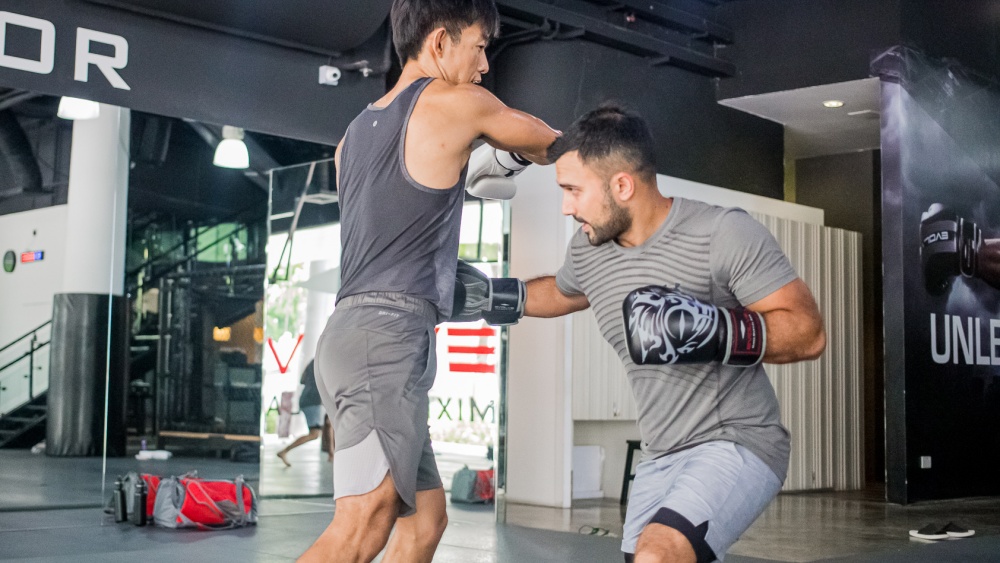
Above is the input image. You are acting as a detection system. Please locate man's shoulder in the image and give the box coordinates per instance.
[671,198,752,235]
[674,197,741,220]
[419,80,490,111]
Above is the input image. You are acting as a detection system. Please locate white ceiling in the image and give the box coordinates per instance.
[719,78,881,160]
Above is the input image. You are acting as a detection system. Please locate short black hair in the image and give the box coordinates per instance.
[549,103,657,183]
[390,0,501,64]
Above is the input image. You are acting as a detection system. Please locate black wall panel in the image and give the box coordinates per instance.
[0,0,383,146]
[901,0,1000,81]
[716,0,901,100]
[493,40,784,199]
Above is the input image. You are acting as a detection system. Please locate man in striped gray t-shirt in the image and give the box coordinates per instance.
[524,105,826,563]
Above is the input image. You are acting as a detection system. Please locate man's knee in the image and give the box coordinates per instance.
[408,504,448,545]
[634,508,716,563]
[429,511,448,541]
[337,475,399,526]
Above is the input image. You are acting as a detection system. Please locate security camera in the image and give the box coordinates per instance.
[319,65,342,86]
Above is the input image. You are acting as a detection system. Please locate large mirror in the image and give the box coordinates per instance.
[103,108,336,506]
[0,92,511,529]
[259,163,509,508]
[0,90,121,511]
[0,85,349,515]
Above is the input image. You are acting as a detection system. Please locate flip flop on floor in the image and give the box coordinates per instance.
[943,522,975,538]
[909,523,949,540]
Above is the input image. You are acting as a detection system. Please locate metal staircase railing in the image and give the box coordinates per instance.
[126,201,266,285]
[0,320,51,417]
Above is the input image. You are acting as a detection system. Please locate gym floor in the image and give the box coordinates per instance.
[2,447,999,562]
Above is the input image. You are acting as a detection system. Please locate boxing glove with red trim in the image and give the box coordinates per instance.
[622,285,765,367]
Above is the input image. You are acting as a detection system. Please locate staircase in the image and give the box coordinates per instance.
[0,393,46,448]
[0,320,51,449]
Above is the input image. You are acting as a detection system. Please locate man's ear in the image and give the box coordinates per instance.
[611,172,636,203]
[426,27,449,58]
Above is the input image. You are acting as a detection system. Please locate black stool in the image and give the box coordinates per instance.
[620,439,641,505]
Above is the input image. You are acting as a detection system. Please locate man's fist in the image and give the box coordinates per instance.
[920,204,982,295]
[622,285,765,367]
[465,144,531,200]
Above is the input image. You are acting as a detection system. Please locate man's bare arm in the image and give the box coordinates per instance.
[453,85,559,164]
[747,278,826,364]
[525,276,590,318]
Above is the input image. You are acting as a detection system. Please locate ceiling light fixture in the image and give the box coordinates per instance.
[822,100,845,108]
[57,96,101,120]
[213,126,250,169]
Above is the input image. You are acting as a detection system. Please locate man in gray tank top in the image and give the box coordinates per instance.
[300,1,560,562]
[524,106,826,563]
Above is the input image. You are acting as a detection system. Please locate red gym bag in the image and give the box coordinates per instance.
[153,475,257,530]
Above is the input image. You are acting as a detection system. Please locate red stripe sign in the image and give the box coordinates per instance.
[448,327,496,337]
[448,345,495,355]
[450,363,496,374]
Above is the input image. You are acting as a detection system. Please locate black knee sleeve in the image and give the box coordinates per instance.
[649,507,717,563]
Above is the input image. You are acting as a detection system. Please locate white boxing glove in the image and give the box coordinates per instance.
[465,144,531,200]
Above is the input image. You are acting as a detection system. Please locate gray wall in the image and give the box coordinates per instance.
[795,151,883,484]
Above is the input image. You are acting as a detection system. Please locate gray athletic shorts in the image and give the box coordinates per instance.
[300,405,324,429]
[622,440,782,561]
[314,291,442,517]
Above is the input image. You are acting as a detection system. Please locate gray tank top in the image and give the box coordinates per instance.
[336,77,466,318]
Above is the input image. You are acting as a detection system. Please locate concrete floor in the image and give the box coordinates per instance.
[502,488,1000,562]
[2,494,999,562]
[3,448,1000,561]
[0,449,260,511]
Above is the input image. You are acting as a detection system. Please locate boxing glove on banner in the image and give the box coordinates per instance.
[465,144,531,200]
[622,285,766,367]
[450,260,525,325]
[920,203,982,295]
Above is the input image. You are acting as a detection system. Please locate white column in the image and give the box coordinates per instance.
[300,260,339,364]
[62,104,130,296]
[506,165,574,508]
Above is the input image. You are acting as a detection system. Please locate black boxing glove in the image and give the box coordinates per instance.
[622,285,766,367]
[920,203,982,295]
[449,260,525,326]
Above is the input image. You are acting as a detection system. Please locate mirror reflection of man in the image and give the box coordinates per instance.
[276,360,333,466]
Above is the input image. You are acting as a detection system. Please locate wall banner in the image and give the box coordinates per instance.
[877,46,1000,503]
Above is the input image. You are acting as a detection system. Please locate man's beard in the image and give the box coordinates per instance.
[585,192,632,246]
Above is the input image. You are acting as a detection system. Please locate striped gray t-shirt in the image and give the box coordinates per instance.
[556,197,796,481]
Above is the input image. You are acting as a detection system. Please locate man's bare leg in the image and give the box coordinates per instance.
[633,522,696,563]
[382,487,448,563]
[298,473,399,563]
[327,423,335,463]
[277,429,323,467]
